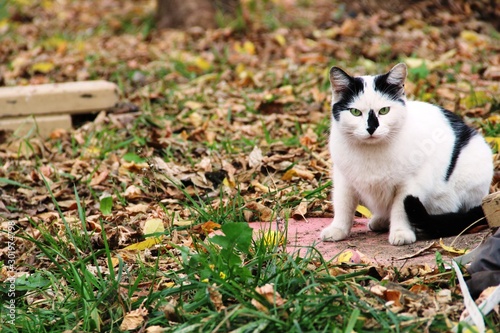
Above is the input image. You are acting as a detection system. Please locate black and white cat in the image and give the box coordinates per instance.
[320,63,493,246]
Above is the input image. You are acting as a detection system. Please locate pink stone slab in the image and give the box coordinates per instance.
[249,218,489,267]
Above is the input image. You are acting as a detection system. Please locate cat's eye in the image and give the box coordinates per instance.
[350,108,362,117]
[379,107,390,115]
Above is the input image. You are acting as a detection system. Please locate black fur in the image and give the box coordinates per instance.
[440,108,477,181]
[404,195,486,238]
[374,73,405,103]
[331,77,364,121]
[367,110,379,135]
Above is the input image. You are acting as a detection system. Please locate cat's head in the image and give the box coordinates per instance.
[329,63,407,144]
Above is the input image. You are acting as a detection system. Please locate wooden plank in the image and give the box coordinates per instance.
[0,81,119,118]
[0,114,72,138]
[482,191,500,228]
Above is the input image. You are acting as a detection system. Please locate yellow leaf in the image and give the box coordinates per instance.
[123,218,164,251]
[337,250,359,264]
[223,177,236,188]
[439,239,469,255]
[460,30,480,43]
[109,257,120,268]
[274,34,286,46]
[356,205,372,218]
[123,237,162,251]
[282,168,314,181]
[486,114,500,123]
[31,62,55,74]
[194,56,211,71]
[143,218,164,238]
[243,41,256,55]
[0,19,9,34]
[235,63,246,75]
[282,168,297,181]
[42,36,67,50]
[259,230,284,247]
[486,137,500,148]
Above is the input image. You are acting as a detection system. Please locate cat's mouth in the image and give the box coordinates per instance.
[363,134,384,143]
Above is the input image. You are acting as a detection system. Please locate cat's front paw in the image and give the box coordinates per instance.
[389,229,416,246]
[320,225,350,242]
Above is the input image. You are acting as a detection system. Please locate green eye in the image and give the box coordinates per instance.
[350,108,362,117]
[379,107,390,115]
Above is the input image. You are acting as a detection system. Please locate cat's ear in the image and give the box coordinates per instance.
[329,67,352,96]
[386,63,407,86]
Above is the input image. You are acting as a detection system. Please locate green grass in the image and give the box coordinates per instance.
[4,173,494,332]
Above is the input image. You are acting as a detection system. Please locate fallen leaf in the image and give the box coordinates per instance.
[258,230,284,247]
[145,326,165,333]
[251,284,286,312]
[119,305,148,331]
[248,146,263,168]
[245,201,273,222]
[123,185,142,199]
[123,238,162,251]
[208,284,226,311]
[439,239,469,255]
[282,167,314,181]
[291,199,308,219]
[436,289,452,304]
[486,137,500,149]
[194,56,211,71]
[356,205,372,218]
[336,249,361,264]
[143,218,165,238]
[385,289,403,307]
[31,61,55,73]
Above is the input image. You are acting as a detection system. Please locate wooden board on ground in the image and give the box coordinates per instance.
[0,114,72,138]
[0,81,119,137]
[482,191,500,227]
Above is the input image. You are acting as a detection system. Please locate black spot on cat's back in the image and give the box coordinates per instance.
[332,77,364,121]
[441,108,477,181]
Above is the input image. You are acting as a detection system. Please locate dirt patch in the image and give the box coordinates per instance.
[249,218,490,267]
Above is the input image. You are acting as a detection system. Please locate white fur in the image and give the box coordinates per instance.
[320,66,493,246]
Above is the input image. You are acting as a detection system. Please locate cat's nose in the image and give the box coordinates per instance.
[366,110,379,135]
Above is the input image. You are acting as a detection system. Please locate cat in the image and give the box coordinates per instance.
[320,63,493,245]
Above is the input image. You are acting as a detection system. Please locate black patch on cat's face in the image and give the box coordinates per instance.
[374,74,405,105]
[366,110,379,135]
[332,77,364,121]
[440,108,477,181]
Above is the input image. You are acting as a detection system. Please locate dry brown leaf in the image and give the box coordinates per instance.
[251,283,286,312]
[248,146,263,168]
[89,169,109,186]
[123,185,142,199]
[436,289,452,304]
[119,305,148,331]
[126,203,149,213]
[282,167,314,181]
[145,326,166,333]
[291,199,308,219]
[251,180,271,193]
[208,284,226,311]
[245,201,273,222]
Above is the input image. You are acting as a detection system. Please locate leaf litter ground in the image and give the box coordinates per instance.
[0,0,499,332]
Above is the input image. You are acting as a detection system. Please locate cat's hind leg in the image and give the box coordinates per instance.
[321,170,358,242]
[368,215,390,231]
